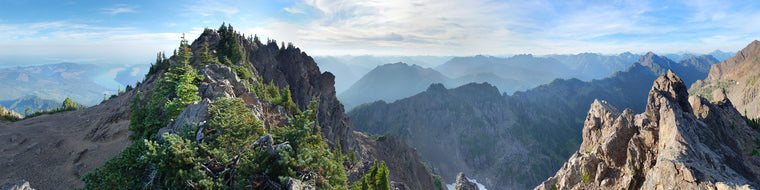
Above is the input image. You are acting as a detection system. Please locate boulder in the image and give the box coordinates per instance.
[156,99,210,139]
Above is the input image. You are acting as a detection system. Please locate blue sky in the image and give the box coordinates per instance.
[1,0,759,66]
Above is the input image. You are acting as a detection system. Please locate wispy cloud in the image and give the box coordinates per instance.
[283,7,304,14]
[102,4,138,15]
[248,0,760,56]
[0,21,187,66]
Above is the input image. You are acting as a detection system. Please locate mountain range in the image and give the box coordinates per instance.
[0,26,445,189]
[0,63,148,106]
[691,40,760,118]
[348,52,716,189]
[0,95,61,115]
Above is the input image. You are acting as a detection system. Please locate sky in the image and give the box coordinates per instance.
[1,0,759,66]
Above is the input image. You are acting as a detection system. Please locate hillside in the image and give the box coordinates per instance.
[338,62,452,109]
[0,25,445,189]
[348,52,715,189]
[536,71,760,189]
[690,40,760,118]
[0,95,61,114]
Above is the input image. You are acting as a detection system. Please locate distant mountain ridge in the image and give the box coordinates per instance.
[0,62,148,106]
[338,62,527,110]
[0,95,61,115]
[348,52,716,189]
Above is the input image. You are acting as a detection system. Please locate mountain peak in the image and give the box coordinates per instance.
[647,70,692,118]
[537,71,760,189]
[637,52,671,67]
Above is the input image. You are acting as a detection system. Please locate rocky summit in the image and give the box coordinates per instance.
[536,70,760,189]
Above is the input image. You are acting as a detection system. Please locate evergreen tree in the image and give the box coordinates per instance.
[200,42,217,65]
[62,97,77,110]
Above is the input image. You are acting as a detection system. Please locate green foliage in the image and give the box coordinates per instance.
[374,135,387,141]
[746,116,760,133]
[551,184,559,190]
[263,110,347,189]
[147,52,169,78]
[217,23,244,65]
[0,106,21,122]
[751,148,760,157]
[82,140,150,189]
[130,38,202,140]
[62,97,77,110]
[200,42,219,65]
[587,147,593,153]
[351,160,390,190]
[206,98,264,154]
[434,177,444,190]
[232,65,252,80]
[250,80,299,114]
[87,28,347,189]
[581,169,591,183]
[88,95,347,189]
[22,97,84,119]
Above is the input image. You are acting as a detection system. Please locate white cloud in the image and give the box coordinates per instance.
[102,5,138,15]
[283,7,304,14]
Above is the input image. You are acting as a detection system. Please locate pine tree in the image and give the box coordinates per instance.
[200,42,217,65]
[62,97,77,110]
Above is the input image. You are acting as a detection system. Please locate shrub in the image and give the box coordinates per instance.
[351,160,390,190]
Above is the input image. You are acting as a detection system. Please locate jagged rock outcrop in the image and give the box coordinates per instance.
[536,70,760,190]
[455,173,479,190]
[0,106,22,120]
[0,180,34,190]
[691,40,760,118]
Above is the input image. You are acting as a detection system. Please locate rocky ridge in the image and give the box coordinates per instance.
[0,26,444,189]
[184,30,443,189]
[691,40,760,118]
[535,70,760,189]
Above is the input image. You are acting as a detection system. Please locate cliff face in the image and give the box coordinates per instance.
[536,71,760,189]
[691,40,760,118]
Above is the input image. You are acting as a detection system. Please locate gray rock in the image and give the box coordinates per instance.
[285,178,315,190]
[455,172,479,190]
[199,64,250,100]
[0,180,34,190]
[391,182,411,190]
[157,99,210,139]
[536,72,760,190]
